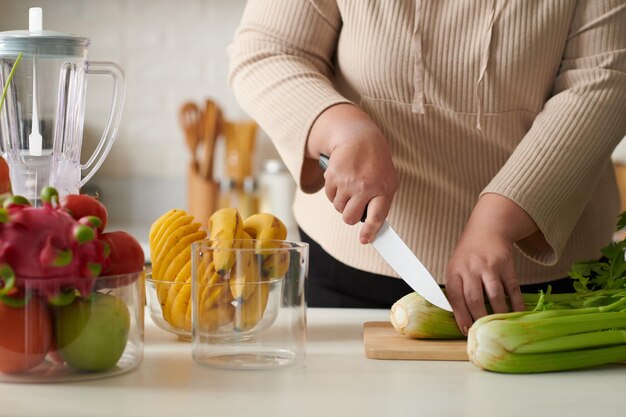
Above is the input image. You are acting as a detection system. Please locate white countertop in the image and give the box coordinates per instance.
[2,308,625,417]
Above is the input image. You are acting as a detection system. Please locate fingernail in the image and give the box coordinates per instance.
[462,326,468,336]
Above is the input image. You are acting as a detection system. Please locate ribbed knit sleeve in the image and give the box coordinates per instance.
[227,0,352,192]
[483,0,626,266]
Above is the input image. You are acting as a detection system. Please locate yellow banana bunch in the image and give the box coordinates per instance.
[230,213,290,330]
[149,208,290,335]
[149,209,206,331]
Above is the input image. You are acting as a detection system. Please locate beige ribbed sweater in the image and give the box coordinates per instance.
[228,0,626,285]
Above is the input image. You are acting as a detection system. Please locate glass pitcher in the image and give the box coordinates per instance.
[0,8,125,203]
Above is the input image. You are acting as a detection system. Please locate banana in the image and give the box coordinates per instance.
[261,250,290,279]
[161,245,192,285]
[207,208,244,274]
[152,214,194,267]
[149,209,185,250]
[229,231,260,301]
[197,303,235,332]
[243,213,287,252]
[170,276,192,330]
[233,281,271,331]
[153,225,205,279]
[162,259,192,322]
[200,270,230,311]
[149,207,291,336]
[197,258,215,289]
[197,270,235,331]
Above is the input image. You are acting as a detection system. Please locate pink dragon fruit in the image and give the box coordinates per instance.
[0,187,110,302]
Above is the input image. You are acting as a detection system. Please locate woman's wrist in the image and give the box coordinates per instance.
[467,193,539,243]
[306,103,379,159]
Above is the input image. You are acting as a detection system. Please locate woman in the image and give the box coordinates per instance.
[228,0,626,334]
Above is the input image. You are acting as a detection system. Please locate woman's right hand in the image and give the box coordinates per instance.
[306,104,398,244]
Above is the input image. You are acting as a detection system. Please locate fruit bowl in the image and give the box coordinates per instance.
[0,271,145,383]
[146,272,283,341]
[146,274,193,340]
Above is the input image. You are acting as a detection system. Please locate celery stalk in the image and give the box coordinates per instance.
[497,312,626,352]
[468,295,626,373]
[471,344,626,374]
[514,329,626,354]
[390,292,464,339]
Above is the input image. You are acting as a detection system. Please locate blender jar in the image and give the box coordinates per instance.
[0,8,125,203]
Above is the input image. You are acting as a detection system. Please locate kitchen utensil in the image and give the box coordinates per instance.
[191,239,308,369]
[187,162,218,230]
[223,120,257,184]
[363,321,468,360]
[178,101,201,169]
[318,154,452,311]
[0,7,125,203]
[199,100,220,179]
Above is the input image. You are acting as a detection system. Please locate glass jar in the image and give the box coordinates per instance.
[191,239,308,369]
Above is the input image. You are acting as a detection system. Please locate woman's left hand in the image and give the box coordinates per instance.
[445,194,539,335]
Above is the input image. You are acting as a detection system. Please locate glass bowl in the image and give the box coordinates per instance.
[0,271,145,383]
[146,274,193,341]
[146,273,283,341]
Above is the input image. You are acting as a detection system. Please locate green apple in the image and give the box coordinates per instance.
[54,293,130,372]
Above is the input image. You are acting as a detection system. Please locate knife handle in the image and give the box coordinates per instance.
[318,154,368,223]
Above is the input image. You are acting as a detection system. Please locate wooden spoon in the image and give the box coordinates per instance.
[200,100,222,180]
[178,102,201,169]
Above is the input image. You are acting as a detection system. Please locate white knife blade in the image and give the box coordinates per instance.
[318,154,452,311]
[371,222,452,311]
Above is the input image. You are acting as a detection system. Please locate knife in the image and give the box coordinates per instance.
[318,154,452,311]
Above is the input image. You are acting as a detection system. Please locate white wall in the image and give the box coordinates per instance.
[0,0,282,233]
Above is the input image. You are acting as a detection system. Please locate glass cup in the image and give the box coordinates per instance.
[191,239,308,369]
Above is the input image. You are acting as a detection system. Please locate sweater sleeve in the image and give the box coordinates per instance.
[482,0,626,265]
[227,0,352,193]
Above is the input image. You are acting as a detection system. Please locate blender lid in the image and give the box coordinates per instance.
[0,7,90,57]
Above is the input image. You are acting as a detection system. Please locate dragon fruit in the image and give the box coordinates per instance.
[0,187,110,302]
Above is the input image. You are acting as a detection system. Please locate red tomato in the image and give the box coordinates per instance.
[0,296,53,374]
[100,231,145,275]
[60,194,108,233]
[0,156,11,194]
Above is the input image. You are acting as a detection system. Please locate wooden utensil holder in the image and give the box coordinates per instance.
[187,162,218,230]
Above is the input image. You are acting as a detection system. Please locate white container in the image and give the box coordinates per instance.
[258,160,298,240]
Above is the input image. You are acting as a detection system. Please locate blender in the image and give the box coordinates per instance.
[0,7,125,204]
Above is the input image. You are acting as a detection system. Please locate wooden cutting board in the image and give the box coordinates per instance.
[363,321,468,361]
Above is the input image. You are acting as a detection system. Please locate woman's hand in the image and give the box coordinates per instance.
[306,104,398,243]
[445,194,540,335]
